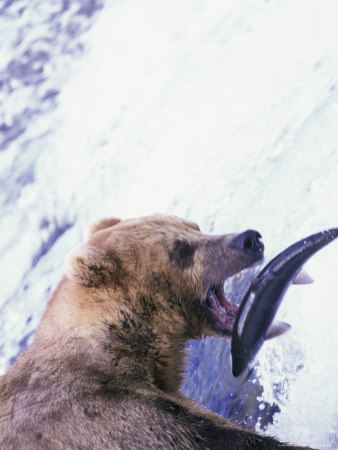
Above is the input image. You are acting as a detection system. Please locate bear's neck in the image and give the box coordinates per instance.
[8,324,187,399]
[100,309,188,393]
[9,280,190,396]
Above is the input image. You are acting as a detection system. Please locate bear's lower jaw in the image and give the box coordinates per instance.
[204,282,238,335]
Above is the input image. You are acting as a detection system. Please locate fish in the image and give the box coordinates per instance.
[231,228,338,377]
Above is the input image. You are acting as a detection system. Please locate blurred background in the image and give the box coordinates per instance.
[1,1,338,448]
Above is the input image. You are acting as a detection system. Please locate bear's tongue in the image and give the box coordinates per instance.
[205,285,238,334]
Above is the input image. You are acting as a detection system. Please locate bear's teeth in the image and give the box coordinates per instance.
[206,290,218,309]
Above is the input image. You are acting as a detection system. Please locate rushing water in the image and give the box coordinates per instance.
[1,1,338,448]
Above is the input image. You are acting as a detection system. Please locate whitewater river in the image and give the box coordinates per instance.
[1,1,338,448]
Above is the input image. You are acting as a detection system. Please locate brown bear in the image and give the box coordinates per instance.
[0,214,310,449]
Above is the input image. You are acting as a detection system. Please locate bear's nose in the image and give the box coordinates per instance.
[231,230,264,255]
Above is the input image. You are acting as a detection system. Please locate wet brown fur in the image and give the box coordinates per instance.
[0,214,311,449]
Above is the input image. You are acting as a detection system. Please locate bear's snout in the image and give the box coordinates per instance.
[230,229,264,258]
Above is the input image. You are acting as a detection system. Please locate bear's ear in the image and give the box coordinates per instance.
[65,245,117,287]
[84,217,121,242]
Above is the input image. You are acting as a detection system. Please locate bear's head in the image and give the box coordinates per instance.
[65,214,263,341]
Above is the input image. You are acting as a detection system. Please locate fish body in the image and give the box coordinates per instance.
[231,228,338,377]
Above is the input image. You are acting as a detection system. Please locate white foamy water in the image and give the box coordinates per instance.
[1,1,338,448]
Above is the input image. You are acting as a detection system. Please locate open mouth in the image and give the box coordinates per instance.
[205,277,239,336]
[203,229,264,335]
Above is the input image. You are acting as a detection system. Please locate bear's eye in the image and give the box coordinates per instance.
[169,240,196,269]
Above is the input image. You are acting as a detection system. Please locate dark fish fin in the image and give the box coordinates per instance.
[292,268,314,285]
[265,321,291,340]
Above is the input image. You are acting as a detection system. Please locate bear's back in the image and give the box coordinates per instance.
[0,384,232,450]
